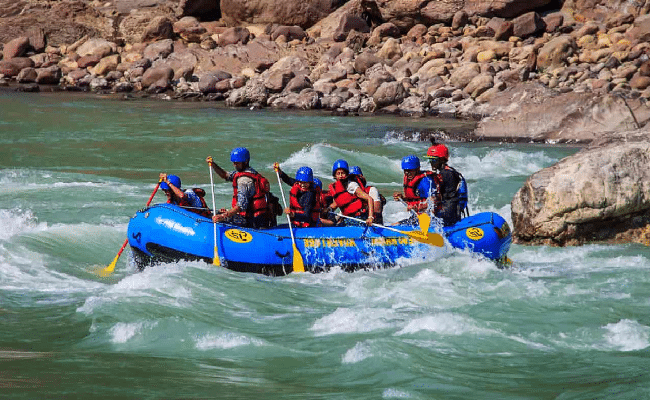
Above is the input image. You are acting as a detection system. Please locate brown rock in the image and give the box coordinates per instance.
[354,51,382,74]
[639,61,650,77]
[16,67,38,83]
[0,57,34,77]
[537,35,576,70]
[372,81,407,107]
[493,20,514,41]
[91,55,121,76]
[512,12,546,39]
[368,22,400,46]
[512,136,650,246]
[141,16,175,43]
[3,37,30,59]
[543,12,564,33]
[629,74,650,90]
[35,66,62,84]
[28,28,46,53]
[141,65,174,88]
[270,26,307,42]
[449,62,480,89]
[333,13,370,42]
[76,39,117,58]
[77,54,102,69]
[220,0,337,29]
[406,24,428,41]
[217,27,250,46]
[451,11,468,30]
[144,40,174,61]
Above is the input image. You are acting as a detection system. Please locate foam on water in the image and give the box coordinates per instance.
[0,208,46,241]
[342,341,374,364]
[311,307,394,336]
[109,321,158,344]
[275,143,402,183]
[195,332,265,350]
[602,319,650,351]
[396,313,489,336]
[456,149,557,180]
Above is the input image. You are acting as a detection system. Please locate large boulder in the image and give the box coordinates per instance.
[220,0,341,29]
[474,83,650,143]
[359,0,553,31]
[512,133,650,246]
[2,37,30,59]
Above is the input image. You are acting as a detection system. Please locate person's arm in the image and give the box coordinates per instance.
[212,177,253,222]
[160,173,185,200]
[354,187,375,226]
[416,177,437,212]
[273,163,296,186]
[206,156,228,180]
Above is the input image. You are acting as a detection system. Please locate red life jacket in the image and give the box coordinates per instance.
[403,171,442,210]
[231,171,269,218]
[328,177,366,217]
[289,184,322,227]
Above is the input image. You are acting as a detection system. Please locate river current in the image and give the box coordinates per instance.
[1,91,649,399]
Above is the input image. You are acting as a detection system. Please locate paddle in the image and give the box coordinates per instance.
[208,163,221,267]
[275,168,305,272]
[334,212,444,247]
[97,179,161,277]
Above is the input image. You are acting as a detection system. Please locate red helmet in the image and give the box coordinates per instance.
[426,144,449,159]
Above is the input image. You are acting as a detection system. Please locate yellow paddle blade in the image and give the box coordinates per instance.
[292,243,305,273]
[97,254,120,277]
[417,212,431,233]
[213,246,221,266]
[405,230,445,247]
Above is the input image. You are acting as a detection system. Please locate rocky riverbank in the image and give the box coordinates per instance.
[2,0,650,143]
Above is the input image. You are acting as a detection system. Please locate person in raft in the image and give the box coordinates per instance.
[158,173,211,218]
[206,147,272,228]
[349,165,385,224]
[327,159,375,226]
[426,143,468,226]
[392,155,441,215]
[274,163,334,227]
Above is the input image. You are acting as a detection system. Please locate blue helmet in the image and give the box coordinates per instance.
[332,159,349,176]
[295,166,313,183]
[350,166,362,175]
[401,155,420,170]
[313,177,323,190]
[230,147,250,163]
[161,174,181,190]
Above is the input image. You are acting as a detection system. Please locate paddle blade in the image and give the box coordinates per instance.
[292,243,305,273]
[97,254,120,277]
[213,246,221,266]
[408,231,445,247]
[417,212,431,233]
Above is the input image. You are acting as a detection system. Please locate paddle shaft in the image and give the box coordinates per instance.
[115,180,161,254]
[99,180,161,276]
[334,212,444,247]
[334,212,409,235]
[276,170,297,243]
[275,169,305,272]
[208,164,221,266]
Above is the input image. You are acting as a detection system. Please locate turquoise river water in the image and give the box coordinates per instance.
[0,91,649,399]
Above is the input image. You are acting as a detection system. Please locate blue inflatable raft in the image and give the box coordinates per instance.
[127,204,511,275]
